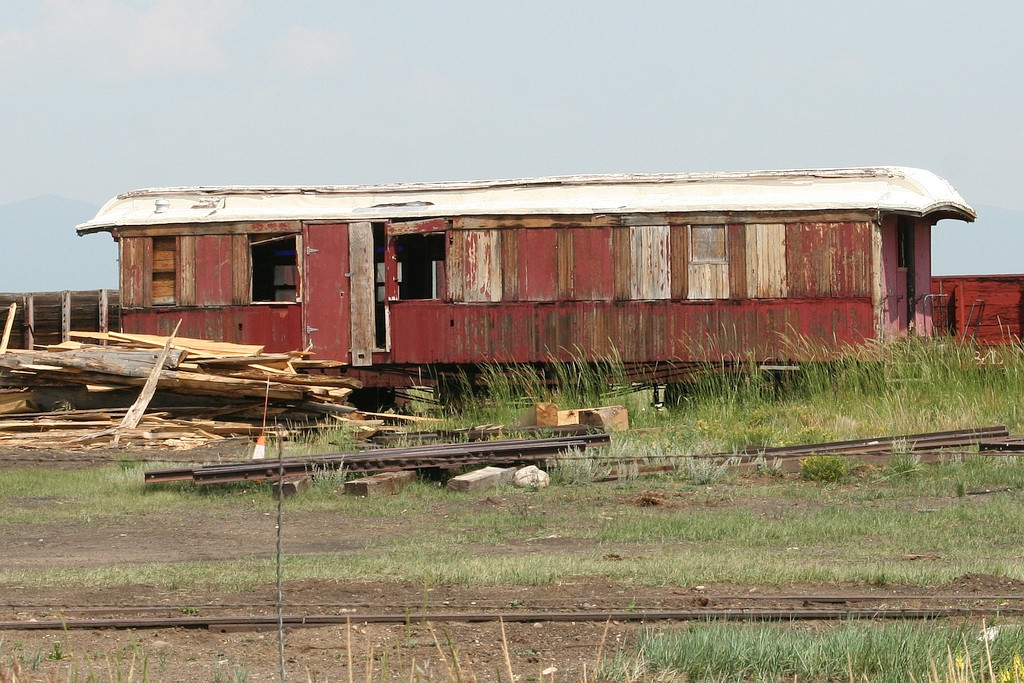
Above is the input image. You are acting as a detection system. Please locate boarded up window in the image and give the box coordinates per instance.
[151,236,176,306]
[786,222,871,298]
[690,225,727,263]
[463,230,502,302]
[518,229,558,301]
[120,237,149,307]
[195,235,234,306]
[630,225,670,300]
[745,223,787,298]
[688,225,728,299]
[565,227,613,300]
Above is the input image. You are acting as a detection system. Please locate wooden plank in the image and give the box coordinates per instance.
[101,331,264,357]
[670,224,689,299]
[446,466,515,492]
[231,234,251,304]
[97,290,109,337]
[569,227,614,301]
[24,294,34,350]
[0,303,16,354]
[517,402,559,427]
[0,391,34,415]
[60,291,71,342]
[177,235,197,306]
[612,226,632,300]
[109,221,302,238]
[629,225,670,300]
[118,321,182,431]
[556,229,573,299]
[454,215,611,230]
[500,230,519,301]
[446,229,465,301]
[518,229,558,301]
[121,237,148,307]
[745,223,787,298]
[728,224,747,298]
[196,234,233,306]
[463,230,502,302]
[343,471,416,497]
[578,405,629,432]
[272,477,311,497]
[388,218,448,235]
[348,221,375,366]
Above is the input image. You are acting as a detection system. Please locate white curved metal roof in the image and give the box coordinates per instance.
[77,167,975,234]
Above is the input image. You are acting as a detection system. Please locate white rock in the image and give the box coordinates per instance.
[513,466,550,488]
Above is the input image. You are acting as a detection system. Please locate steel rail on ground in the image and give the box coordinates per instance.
[144,433,612,485]
[4,606,1024,632]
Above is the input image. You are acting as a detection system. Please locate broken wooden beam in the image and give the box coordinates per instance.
[446,466,516,492]
[343,471,416,497]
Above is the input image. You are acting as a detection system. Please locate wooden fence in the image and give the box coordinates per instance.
[0,290,120,350]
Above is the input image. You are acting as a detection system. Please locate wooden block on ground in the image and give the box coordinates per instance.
[578,405,629,432]
[343,470,416,497]
[272,477,311,497]
[556,409,580,426]
[517,402,559,427]
[446,466,515,492]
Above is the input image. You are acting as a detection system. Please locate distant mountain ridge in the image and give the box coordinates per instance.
[0,195,115,292]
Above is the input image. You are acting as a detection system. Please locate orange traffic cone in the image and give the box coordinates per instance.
[252,435,266,459]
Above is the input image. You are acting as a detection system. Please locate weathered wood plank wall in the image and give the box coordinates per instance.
[0,290,121,349]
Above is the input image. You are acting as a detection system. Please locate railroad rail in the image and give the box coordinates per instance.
[144,433,612,485]
[4,605,1024,632]
[7,593,1023,615]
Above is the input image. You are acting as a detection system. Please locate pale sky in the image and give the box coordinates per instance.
[1,1,1023,281]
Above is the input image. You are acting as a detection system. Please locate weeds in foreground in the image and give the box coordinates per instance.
[8,620,1019,682]
[604,620,1024,683]
[800,454,852,483]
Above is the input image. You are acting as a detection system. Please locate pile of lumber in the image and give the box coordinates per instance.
[0,329,420,449]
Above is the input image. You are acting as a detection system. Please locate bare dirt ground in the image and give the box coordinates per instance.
[2,445,1023,681]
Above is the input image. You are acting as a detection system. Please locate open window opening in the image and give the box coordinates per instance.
[394,233,446,300]
[151,236,176,306]
[373,223,387,349]
[251,235,298,302]
[897,216,914,270]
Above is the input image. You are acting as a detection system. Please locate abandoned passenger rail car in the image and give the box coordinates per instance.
[77,167,975,388]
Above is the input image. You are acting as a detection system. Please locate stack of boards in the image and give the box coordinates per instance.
[0,330,424,449]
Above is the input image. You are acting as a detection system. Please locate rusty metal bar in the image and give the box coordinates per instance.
[735,426,1006,459]
[145,433,611,485]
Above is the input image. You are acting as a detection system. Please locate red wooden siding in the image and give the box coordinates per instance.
[931,275,1024,344]
[122,304,302,352]
[567,227,613,300]
[517,229,558,301]
[195,235,234,306]
[120,237,149,307]
[786,222,872,298]
[388,299,875,364]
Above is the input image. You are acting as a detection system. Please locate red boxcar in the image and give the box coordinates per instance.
[77,167,975,387]
[931,275,1024,344]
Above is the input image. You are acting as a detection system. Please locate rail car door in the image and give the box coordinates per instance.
[302,223,351,361]
[301,221,378,366]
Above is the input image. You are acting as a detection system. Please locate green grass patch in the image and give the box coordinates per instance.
[607,620,1024,683]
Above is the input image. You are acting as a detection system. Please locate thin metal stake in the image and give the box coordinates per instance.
[276,426,286,682]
